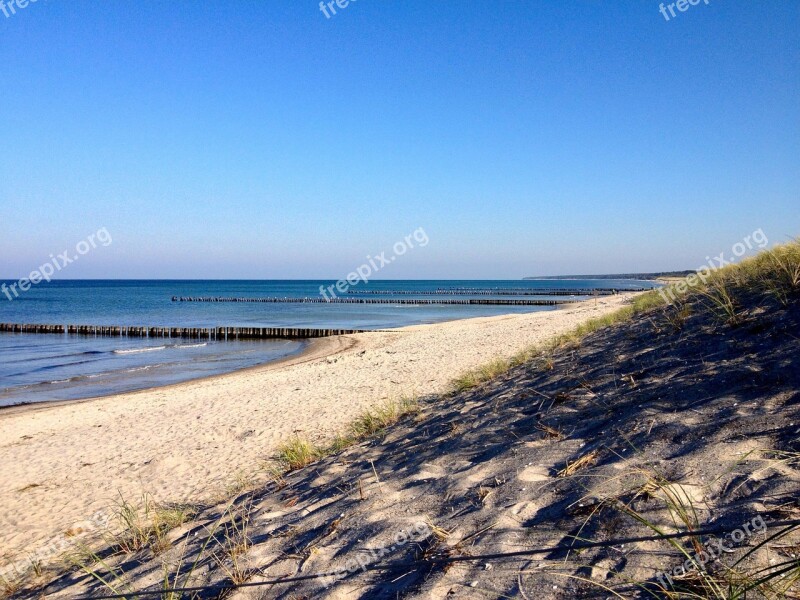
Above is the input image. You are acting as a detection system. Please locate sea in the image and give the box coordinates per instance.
[0,279,658,406]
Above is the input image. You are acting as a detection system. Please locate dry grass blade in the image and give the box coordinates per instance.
[535,422,564,440]
[556,449,599,478]
[698,279,741,325]
[211,500,254,586]
[476,486,493,504]
[771,543,800,559]
[425,518,451,542]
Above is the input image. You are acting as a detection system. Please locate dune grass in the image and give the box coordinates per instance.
[617,467,800,599]
[211,499,254,587]
[0,493,197,599]
[449,289,668,394]
[662,238,800,316]
[0,575,22,599]
[111,494,196,557]
[449,239,800,394]
[560,444,800,599]
[275,436,321,471]
[275,395,420,472]
[72,498,243,600]
[452,358,515,393]
[348,395,420,438]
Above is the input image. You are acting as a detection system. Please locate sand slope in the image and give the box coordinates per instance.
[33,288,800,599]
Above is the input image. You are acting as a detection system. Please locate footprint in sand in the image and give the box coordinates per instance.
[517,465,551,482]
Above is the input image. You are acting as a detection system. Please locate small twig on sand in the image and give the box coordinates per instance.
[390,570,416,583]
[370,460,383,493]
[518,572,532,600]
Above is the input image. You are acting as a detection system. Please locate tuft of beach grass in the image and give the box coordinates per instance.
[274,395,420,473]
[275,436,322,471]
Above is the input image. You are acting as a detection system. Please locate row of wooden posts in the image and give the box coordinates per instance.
[0,323,363,339]
[172,296,578,306]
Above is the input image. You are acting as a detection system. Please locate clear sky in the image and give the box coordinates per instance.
[1,0,798,279]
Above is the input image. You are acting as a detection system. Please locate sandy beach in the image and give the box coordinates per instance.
[0,296,634,567]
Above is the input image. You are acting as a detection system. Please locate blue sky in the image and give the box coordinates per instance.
[1,0,798,279]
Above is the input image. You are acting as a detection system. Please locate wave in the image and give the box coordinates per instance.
[125,364,163,373]
[38,373,98,386]
[113,346,166,355]
[28,358,102,373]
[7,365,163,390]
[112,342,206,354]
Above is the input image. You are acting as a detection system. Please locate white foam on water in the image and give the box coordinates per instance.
[113,346,166,355]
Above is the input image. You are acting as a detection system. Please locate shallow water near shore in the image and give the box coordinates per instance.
[0,279,657,405]
[0,335,306,406]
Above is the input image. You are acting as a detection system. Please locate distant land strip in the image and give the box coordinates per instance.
[171,296,580,306]
[523,271,692,281]
[344,288,635,296]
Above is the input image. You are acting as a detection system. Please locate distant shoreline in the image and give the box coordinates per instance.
[524,270,694,281]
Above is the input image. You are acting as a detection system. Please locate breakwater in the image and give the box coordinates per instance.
[434,287,636,293]
[171,296,577,306]
[0,323,362,339]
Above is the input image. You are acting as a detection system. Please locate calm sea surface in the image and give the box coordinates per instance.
[0,279,657,406]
